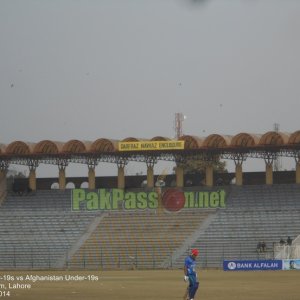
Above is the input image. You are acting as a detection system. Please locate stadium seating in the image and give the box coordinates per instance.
[0,184,300,269]
[69,209,214,269]
[0,191,95,269]
[173,184,300,268]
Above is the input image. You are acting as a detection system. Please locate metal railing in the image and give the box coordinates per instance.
[0,243,284,270]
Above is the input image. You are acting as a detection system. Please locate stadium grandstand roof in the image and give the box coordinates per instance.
[0,131,300,158]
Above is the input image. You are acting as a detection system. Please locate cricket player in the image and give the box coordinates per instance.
[183,248,199,300]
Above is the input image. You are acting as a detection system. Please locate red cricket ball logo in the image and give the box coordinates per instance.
[161,188,186,212]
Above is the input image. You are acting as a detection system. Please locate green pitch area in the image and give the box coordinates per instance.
[0,269,298,300]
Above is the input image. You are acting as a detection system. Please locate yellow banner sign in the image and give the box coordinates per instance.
[118,140,185,151]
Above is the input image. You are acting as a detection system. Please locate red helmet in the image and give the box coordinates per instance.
[191,249,199,256]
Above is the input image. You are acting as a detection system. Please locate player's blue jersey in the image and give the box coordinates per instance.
[184,256,197,276]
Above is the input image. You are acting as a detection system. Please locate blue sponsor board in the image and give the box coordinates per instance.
[223,260,282,271]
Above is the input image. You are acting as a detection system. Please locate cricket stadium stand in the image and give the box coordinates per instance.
[0,184,299,269]
[1,131,300,269]
[0,190,96,269]
[173,184,300,268]
[68,209,215,269]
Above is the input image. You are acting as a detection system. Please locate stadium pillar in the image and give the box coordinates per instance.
[86,158,98,189]
[235,163,243,186]
[29,169,36,191]
[116,158,127,189]
[0,170,6,182]
[296,162,300,184]
[88,167,96,189]
[118,166,125,189]
[265,163,273,185]
[147,166,154,188]
[145,156,157,188]
[233,153,245,186]
[59,169,66,190]
[175,165,184,187]
[27,159,38,191]
[57,159,68,190]
[205,164,213,187]
[0,165,8,204]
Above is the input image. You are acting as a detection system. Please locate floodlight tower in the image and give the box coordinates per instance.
[273,123,282,171]
[174,113,186,139]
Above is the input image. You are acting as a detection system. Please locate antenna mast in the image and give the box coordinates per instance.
[273,123,282,171]
[174,113,186,139]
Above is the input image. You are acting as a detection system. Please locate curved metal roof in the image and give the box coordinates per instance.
[259,131,290,146]
[6,141,31,155]
[150,136,171,141]
[62,140,87,153]
[288,130,300,145]
[0,131,299,158]
[90,138,118,152]
[231,133,261,147]
[179,135,203,149]
[33,140,60,154]
[203,134,232,148]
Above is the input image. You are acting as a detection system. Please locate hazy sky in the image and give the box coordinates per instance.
[1,0,299,177]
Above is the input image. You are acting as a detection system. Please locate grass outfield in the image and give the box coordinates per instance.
[0,269,299,300]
